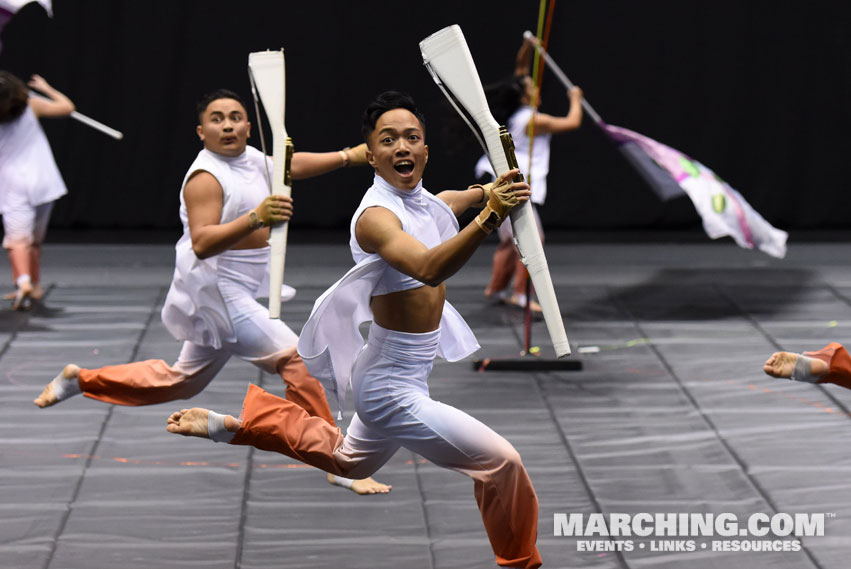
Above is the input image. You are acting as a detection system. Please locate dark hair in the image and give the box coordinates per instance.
[361,91,425,143]
[196,89,247,123]
[484,75,526,126]
[0,71,30,123]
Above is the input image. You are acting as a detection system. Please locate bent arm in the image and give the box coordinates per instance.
[528,87,584,135]
[357,170,530,286]
[27,75,75,118]
[356,207,490,287]
[290,143,368,180]
[184,171,291,259]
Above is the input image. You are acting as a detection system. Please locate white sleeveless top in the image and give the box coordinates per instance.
[299,175,480,414]
[475,106,552,205]
[161,146,273,349]
[0,106,68,212]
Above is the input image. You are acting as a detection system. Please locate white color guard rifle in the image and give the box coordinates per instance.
[248,49,293,319]
[419,25,571,357]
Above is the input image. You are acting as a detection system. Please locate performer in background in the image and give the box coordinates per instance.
[476,36,583,312]
[0,71,74,310]
[764,343,851,390]
[166,91,541,569]
[34,89,390,495]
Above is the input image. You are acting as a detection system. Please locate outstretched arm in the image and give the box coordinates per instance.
[27,75,75,118]
[356,169,529,286]
[528,86,584,135]
[291,143,368,180]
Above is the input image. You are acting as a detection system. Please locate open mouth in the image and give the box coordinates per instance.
[394,160,414,175]
[222,137,237,144]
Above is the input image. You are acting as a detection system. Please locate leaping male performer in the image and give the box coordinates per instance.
[166,91,542,568]
[34,89,390,495]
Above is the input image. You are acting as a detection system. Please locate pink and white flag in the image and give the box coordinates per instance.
[603,123,788,258]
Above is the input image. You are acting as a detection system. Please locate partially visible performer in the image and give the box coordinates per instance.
[764,343,851,390]
[166,91,542,568]
[476,37,583,312]
[34,89,390,495]
[0,72,74,310]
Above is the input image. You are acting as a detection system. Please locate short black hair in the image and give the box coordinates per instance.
[196,89,247,123]
[0,71,29,123]
[361,91,425,143]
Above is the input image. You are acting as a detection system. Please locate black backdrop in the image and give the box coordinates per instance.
[1,1,848,238]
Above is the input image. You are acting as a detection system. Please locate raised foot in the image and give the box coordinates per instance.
[763,351,828,380]
[34,364,80,408]
[166,408,210,439]
[327,473,392,495]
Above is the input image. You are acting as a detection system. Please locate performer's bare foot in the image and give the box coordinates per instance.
[12,279,33,310]
[166,408,240,440]
[34,364,81,407]
[508,294,542,314]
[327,473,392,495]
[764,352,828,380]
[167,408,210,438]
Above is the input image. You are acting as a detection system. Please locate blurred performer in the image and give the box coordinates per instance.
[764,343,851,390]
[34,89,389,494]
[476,37,583,312]
[166,91,542,568]
[0,72,74,310]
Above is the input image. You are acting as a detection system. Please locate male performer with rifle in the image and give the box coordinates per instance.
[166,91,542,569]
[34,89,390,495]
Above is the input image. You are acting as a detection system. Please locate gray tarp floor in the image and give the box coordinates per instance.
[1,240,849,569]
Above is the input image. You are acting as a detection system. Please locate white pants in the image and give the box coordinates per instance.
[2,200,53,248]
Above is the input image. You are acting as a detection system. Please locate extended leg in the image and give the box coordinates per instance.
[34,341,230,407]
[168,384,398,483]
[764,342,851,390]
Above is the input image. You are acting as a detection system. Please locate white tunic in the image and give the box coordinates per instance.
[0,106,67,213]
[298,175,480,412]
[160,146,273,349]
[475,106,552,205]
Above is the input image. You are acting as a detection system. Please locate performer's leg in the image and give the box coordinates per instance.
[2,201,36,309]
[29,202,53,299]
[485,237,517,300]
[167,384,399,482]
[352,324,541,569]
[764,342,851,390]
[35,341,230,407]
[243,346,335,425]
[218,257,390,493]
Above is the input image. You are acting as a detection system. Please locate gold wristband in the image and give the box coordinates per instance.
[248,210,264,229]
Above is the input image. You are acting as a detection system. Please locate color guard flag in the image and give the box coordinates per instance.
[0,0,51,53]
[603,123,788,258]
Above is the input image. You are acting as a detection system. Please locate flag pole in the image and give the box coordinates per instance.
[522,31,603,125]
[29,90,124,140]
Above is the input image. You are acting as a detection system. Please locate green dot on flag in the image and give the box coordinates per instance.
[712,194,726,213]
[679,156,700,177]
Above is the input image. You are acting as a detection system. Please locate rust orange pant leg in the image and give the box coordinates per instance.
[78,341,231,406]
[276,349,336,426]
[230,384,347,475]
[805,342,851,390]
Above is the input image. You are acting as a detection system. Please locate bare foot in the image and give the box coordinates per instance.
[327,473,392,495]
[763,352,828,379]
[30,284,44,300]
[508,294,542,314]
[34,364,80,408]
[166,408,210,439]
[12,280,33,311]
